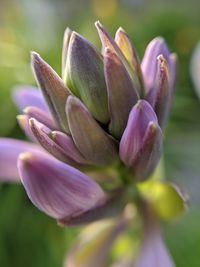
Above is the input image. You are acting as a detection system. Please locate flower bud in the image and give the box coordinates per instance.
[66,96,118,166]
[104,47,138,139]
[119,100,162,180]
[29,118,84,167]
[115,27,144,94]
[64,32,109,124]
[31,52,71,133]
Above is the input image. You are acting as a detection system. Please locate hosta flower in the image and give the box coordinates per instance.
[0,21,177,220]
[0,21,183,266]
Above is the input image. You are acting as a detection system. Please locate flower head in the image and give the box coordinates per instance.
[0,21,177,221]
[0,21,184,267]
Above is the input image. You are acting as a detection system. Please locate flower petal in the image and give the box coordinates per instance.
[24,106,57,130]
[104,47,138,138]
[115,27,144,94]
[29,118,83,167]
[12,86,48,112]
[141,37,170,94]
[64,31,109,124]
[95,21,142,96]
[17,115,37,142]
[119,100,162,180]
[18,151,106,219]
[50,130,88,165]
[0,138,41,182]
[66,96,118,166]
[135,204,175,267]
[31,52,71,133]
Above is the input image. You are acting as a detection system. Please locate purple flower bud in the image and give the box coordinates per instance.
[119,100,162,180]
[24,106,57,130]
[50,131,88,165]
[29,118,84,167]
[64,32,109,124]
[104,47,138,138]
[141,38,177,127]
[141,37,171,93]
[31,52,71,133]
[66,96,118,166]
[18,151,106,220]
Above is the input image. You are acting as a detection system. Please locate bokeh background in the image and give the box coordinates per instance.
[0,0,200,266]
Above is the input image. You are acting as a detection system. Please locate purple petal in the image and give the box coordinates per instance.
[17,115,37,142]
[24,106,57,130]
[18,151,106,219]
[12,86,48,112]
[119,100,162,180]
[0,138,42,182]
[51,131,88,165]
[95,21,142,96]
[104,47,138,139]
[29,118,83,167]
[31,52,71,133]
[141,37,171,94]
[133,122,162,180]
[135,205,175,267]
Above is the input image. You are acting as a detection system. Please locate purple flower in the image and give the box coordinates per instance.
[0,22,176,225]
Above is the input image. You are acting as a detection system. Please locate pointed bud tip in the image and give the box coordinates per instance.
[29,117,35,127]
[19,152,33,162]
[31,51,40,61]
[148,121,158,133]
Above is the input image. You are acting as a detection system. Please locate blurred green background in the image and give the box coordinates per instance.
[0,0,200,266]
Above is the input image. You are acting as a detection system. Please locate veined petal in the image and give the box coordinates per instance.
[64,32,109,124]
[31,52,71,133]
[18,151,106,219]
[66,96,118,166]
[104,47,138,139]
[0,138,42,182]
[29,118,83,167]
[119,100,162,180]
[12,86,48,112]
